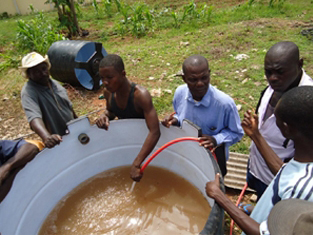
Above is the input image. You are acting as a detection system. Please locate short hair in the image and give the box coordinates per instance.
[275,86,313,139]
[266,41,300,64]
[99,54,125,73]
[182,55,209,74]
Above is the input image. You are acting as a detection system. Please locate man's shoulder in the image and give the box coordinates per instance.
[51,79,66,91]
[210,86,235,105]
[279,160,313,188]
[134,84,151,98]
[174,84,188,96]
[175,84,188,91]
[21,81,37,96]
[133,84,154,106]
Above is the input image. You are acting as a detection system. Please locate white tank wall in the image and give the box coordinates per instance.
[0,117,216,235]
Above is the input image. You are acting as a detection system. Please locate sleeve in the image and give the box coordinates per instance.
[21,90,42,123]
[259,220,270,235]
[172,88,181,126]
[212,100,244,146]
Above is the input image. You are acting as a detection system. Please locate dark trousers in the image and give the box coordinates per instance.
[214,144,227,177]
[246,167,268,200]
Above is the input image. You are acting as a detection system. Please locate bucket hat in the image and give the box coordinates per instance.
[268,198,313,235]
[19,52,51,77]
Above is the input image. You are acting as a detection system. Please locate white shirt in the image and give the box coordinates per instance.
[249,70,313,185]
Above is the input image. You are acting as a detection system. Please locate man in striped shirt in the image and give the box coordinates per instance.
[205,86,313,235]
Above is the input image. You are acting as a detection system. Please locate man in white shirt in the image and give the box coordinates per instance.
[205,86,313,235]
[241,41,313,200]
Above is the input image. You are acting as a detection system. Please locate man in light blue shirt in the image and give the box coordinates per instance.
[162,55,243,176]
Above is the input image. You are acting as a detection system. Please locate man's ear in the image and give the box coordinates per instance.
[122,70,126,77]
[282,122,295,139]
[182,75,187,83]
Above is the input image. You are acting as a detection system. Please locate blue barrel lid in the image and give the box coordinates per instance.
[74,42,107,90]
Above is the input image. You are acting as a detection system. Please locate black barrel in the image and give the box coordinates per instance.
[47,40,107,90]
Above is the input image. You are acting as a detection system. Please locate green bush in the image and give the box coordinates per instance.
[16,12,66,54]
[103,0,114,18]
[0,53,20,72]
[171,1,213,28]
[0,12,9,20]
[114,3,155,37]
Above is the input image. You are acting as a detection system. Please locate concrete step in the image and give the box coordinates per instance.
[225,152,249,190]
[227,161,247,170]
[224,178,246,188]
[225,172,246,181]
[229,152,249,164]
[226,166,247,175]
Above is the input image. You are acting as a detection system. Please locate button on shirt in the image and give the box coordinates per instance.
[173,84,244,160]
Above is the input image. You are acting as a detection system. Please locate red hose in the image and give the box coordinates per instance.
[140,137,217,173]
[229,182,248,235]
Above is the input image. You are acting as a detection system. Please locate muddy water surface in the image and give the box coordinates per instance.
[39,166,211,235]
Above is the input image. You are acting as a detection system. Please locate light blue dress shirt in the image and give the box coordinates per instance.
[173,84,243,160]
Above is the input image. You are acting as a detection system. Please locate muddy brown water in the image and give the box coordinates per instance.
[39,166,211,235]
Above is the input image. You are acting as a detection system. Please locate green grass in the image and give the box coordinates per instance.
[0,0,313,153]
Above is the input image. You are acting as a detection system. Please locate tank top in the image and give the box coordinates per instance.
[110,82,145,119]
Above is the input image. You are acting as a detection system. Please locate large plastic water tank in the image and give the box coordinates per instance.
[0,118,224,234]
[47,40,107,90]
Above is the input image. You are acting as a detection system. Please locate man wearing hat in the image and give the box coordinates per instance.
[20,52,77,148]
[266,198,313,235]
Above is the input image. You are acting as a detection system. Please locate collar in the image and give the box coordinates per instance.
[186,86,211,107]
[27,78,55,90]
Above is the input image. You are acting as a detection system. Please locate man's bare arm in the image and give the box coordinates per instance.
[0,142,39,202]
[131,87,161,181]
[30,118,62,148]
[206,174,260,235]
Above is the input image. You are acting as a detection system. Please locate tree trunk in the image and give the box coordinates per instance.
[68,0,80,36]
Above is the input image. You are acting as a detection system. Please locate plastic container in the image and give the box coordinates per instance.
[0,118,224,235]
[47,40,107,90]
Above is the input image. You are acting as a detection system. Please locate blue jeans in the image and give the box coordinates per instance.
[0,139,26,166]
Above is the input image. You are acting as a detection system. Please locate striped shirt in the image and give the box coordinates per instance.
[242,159,313,235]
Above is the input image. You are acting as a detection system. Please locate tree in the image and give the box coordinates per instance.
[46,0,81,37]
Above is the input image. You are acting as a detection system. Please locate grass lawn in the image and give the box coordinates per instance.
[0,0,312,234]
[1,0,312,154]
